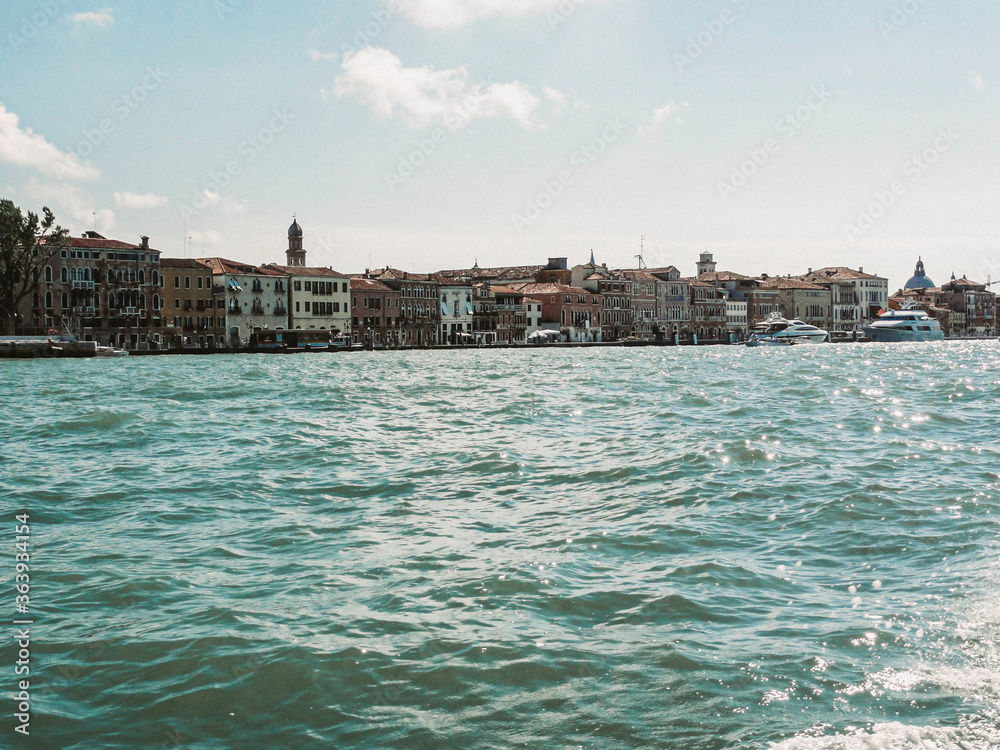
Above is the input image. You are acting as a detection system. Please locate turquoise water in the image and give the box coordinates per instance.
[3,342,1000,749]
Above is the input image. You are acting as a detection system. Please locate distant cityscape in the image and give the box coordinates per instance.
[13,218,999,351]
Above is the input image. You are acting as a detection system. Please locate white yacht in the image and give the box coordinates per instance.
[745,315,830,346]
[863,303,944,342]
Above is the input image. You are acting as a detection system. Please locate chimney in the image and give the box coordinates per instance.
[859,267,864,273]
[808,268,812,273]
[141,236,149,250]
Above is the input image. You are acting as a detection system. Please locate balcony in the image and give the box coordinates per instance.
[122,307,140,316]
[72,280,95,290]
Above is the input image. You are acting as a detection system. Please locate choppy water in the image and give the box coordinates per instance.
[3,342,1000,749]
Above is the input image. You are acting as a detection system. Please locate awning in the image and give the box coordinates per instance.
[441,301,449,316]
[466,303,474,315]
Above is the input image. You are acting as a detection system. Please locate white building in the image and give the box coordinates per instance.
[725,296,748,341]
[800,267,889,332]
[437,282,475,344]
[199,257,288,346]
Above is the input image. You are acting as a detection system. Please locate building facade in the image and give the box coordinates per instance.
[161,258,223,348]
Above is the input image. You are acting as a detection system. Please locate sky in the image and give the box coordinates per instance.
[1,0,998,292]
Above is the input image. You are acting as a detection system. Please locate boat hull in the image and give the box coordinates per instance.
[862,326,944,342]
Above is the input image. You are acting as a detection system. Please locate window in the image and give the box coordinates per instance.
[294,281,301,291]
[174,276,179,288]
[184,276,191,289]
[197,277,203,289]
[352,296,357,307]
[305,302,311,312]
[61,292,68,308]
[305,281,312,292]
[45,291,52,308]
[175,299,180,309]
[342,282,347,293]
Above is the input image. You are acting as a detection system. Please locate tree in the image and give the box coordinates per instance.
[0,199,69,335]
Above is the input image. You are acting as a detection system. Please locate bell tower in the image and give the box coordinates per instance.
[286,215,305,267]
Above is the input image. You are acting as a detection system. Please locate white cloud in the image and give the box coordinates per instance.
[637,101,688,136]
[113,191,168,209]
[330,47,541,130]
[307,48,339,62]
[200,190,245,212]
[543,87,568,110]
[72,7,114,29]
[393,0,607,29]
[0,104,99,181]
[25,177,116,232]
[970,72,985,91]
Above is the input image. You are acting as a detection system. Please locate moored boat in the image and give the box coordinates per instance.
[862,303,944,342]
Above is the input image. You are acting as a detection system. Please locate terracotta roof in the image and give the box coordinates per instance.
[799,267,885,282]
[160,258,213,270]
[758,277,827,290]
[196,257,280,276]
[699,271,750,282]
[350,276,394,292]
[943,276,987,289]
[434,265,544,282]
[42,235,150,251]
[263,264,347,277]
[368,267,437,282]
[510,282,592,296]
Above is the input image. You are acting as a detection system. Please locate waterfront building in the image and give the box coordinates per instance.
[511,282,601,342]
[577,271,634,341]
[759,276,832,331]
[263,219,351,337]
[648,266,692,342]
[799,267,888,331]
[746,284,782,327]
[492,285,527,344]
[198,258,288,347]
[350,276,401,347]
[696,251,718,277]
[937,274,996,337]
[523,296,544,336]
[437,281,475,345]
[688,280,728,341]
[471,282,498,344]
[160,258,223,349]
[24,232,165,350]
[435,262,545,286]
[725,296,748,341]
[364,268,440,346]
[617,269,659,339]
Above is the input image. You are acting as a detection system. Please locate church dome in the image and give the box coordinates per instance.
[903,257,934,289]
[288,218,303,239]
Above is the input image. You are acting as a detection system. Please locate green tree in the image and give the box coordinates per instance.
[0,199,69,335]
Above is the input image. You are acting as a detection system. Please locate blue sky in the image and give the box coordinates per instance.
[1,0,998,291]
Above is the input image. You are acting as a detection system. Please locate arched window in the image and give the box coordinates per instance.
[70,267,77,281]
[109,293,116,309]
[153,294,160,311]
[139,270,145,285]
[61,292,68,309]
[45,291,52,309]
[152,270,159,286]
[108,270,114,284]
[83,268,90,281]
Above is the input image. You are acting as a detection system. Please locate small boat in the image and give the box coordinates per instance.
[745,314,830,346]
[863,302,944,342]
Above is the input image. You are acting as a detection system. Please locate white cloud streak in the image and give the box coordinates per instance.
[0,104,99,181]
[637,101,688,136]
[114,191,168,209]
[72,7,115,29]
[330,47,541,130]
[393,0,607,29]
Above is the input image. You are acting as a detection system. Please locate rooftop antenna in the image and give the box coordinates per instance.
[635,235,646,270]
